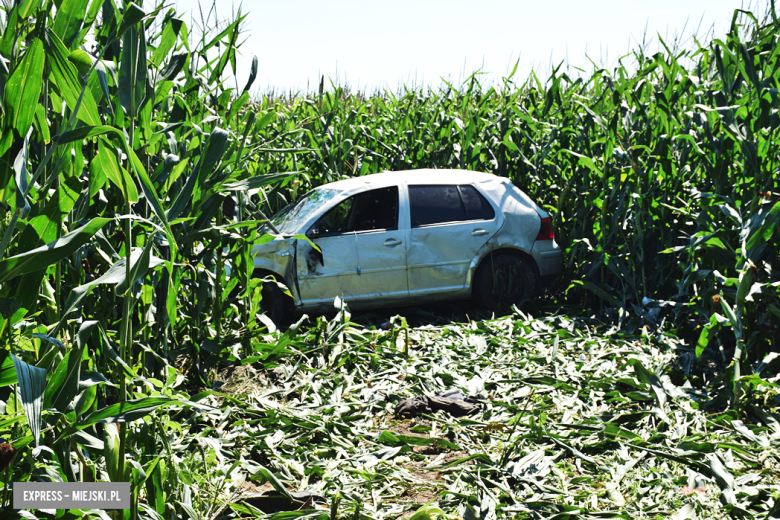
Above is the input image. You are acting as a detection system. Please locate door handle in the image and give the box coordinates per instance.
[383,239,402,246]
[471,229,489,236]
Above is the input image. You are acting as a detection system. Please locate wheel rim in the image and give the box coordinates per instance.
[491,263,523,303]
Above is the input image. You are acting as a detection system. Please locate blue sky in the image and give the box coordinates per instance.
[173,0,756,94]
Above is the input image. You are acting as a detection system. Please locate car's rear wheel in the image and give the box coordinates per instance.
[472,254,538,310]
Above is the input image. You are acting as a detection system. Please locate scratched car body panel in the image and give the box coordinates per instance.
[252,169,563,313]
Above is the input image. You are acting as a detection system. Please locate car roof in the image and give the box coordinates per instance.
[316,169,504,193]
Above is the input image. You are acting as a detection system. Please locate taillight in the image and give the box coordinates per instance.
[536,217,554,241]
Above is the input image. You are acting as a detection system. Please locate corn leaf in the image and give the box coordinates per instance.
[11,354,46,448]
[0,218,111,283]
[3,38,45,134]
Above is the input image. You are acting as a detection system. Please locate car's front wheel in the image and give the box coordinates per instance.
[472,254,538,310]
[251,271,289,325]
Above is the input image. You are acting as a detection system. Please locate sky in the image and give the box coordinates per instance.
[172,0,760,95]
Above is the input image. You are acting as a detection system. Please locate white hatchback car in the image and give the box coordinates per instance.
[252,169,562,321]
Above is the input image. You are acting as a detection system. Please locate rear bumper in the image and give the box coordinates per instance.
[530,239,563,284]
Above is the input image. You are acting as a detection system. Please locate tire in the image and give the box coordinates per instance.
[472,254,538,310]
[254,271,286,325]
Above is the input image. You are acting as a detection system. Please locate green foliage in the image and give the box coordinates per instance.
[0,0,291,515]
[0,0,778,517]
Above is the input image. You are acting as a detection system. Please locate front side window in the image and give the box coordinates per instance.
[308,186,399,237]
[409,185,494,227]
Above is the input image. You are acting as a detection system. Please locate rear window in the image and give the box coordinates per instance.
[409,185,494,227]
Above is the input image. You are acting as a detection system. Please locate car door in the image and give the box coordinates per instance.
[407,184,500,295]
[296,185,409,307]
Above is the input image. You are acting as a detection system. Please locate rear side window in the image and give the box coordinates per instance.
[409,185,494,227]
[409,186,465,226]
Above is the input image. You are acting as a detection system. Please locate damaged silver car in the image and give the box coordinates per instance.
[252,169,562,321]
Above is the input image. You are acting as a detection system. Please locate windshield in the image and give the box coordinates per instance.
[262,188,340,234]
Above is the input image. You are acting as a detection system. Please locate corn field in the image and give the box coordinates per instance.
[0,0,779,518]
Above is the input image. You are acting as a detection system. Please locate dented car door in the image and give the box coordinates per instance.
[407,184,500,296]
[296,185,409,308]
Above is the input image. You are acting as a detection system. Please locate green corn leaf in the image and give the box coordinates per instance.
[116,234,155,295]
[124,145,177,256]
[627,359,666,409]
[242,55,258,95]
[67,49,92,75]
[55,124,118,144]
[118,23,147,118]
[254,465,292,501]
[93,138,138,203]
[78,396,176,427]
[735,269,753,303]
[0,5,18,63]
[165,165,200,223]
[13,128,31,219]
[71,427,102,451]
[11,354,46,448]
[220,172,299,192]
[177,502,200,520]
[95,324,134,379]
[209,20,240,84]
[18,0,44,18]
[738,42,760,93]
[104,423,122,483]
[45,28,101,127]
[158,52,187,82]
[83,0,103,27]
[746,202,780,252]
[408,504,452,520]
[4,38,45,134]
[59,243,167,320]
[720,298,741,340]
[582,280,623,309]
[17,180,79,252]
[696,314,722,359]
[201,13,245,53]
[151,18,180,67]
[227,91,249,122]
[44,321,97,413]
[116,2,146,38]
[30,334,65,351]
[0,350,17,386]
[33,104,50,144]
[53,0,88,49]
[95,61,115,115]
[0,57,8,116]
[0,218,111,283]
[167,127,229,221]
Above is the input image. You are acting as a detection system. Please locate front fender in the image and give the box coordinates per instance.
[251,236,301,304]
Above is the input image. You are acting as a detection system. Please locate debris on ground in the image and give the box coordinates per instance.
[395,389,485,418]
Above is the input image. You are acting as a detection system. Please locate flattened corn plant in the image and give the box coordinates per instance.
[136,306,780,520]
